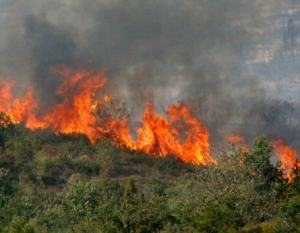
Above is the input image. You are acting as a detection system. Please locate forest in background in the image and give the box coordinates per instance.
[0,114,300,233]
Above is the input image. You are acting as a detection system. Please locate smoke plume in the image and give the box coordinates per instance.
[0,0,299,149]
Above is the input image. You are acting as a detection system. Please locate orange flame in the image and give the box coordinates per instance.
[133,101,214,164]
[273,139,297,182]
[226,134,245,144]
[95,101,215,165]
[0,77,39,125]
[0,67,108,142]
[0,67,215,165]
[0,77,15,107]
[39,67,108,141]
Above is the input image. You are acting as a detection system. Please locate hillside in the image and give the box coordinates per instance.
[0,115,300,233]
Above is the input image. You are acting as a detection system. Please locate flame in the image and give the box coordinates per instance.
[226,134,245,144]
[100,101,215,165]
[0,77,15,107]
[0,67,215,165]
[39,67,108,141]
[273,139,297,182]
[0,67,108,142]
[0,77,39,125]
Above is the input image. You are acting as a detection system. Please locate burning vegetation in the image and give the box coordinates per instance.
[0,66,214,165]
[273,139,299,182]
[0,65,298,181]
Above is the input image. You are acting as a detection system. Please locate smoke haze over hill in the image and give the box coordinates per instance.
[0,0,300,149]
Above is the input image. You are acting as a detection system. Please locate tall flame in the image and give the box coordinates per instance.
[40,67,108,140]
[273,139,297,182]
[94,100,215,165]
[0,67,215,165]
[134,101,214,165]
[0,77,39,124]
[0,67,108,142]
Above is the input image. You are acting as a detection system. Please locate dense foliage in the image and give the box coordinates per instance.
[0,115,300,233]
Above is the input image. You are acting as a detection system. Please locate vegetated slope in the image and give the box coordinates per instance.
[0,115,300,233]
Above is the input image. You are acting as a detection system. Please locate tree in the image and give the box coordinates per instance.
[277,162,300,231]
[0,168,17,224]
[197,143,278,230]
[280,196,300,231]
[60,174,101,224]
[119,178,170,233]
[243,136,283,192]
[0,113,15,150]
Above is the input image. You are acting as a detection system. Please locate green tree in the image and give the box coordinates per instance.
[276,163,300,232]
[0,168,18,225]
[119,178,142,233]
[2,216,35,233]
[60,174,101,224]
[244,136,282,191]
[280,196,300,232]
[196,144,277,230]
[119,178,170,233]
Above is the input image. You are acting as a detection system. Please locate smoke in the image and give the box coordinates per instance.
[0,0,299,147]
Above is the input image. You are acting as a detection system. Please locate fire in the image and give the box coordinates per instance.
[273,139,297,182]
[0,67,215,165]
[0,67,108,142]
[94,100,215,165]
[39,67,108,140]
[0,77,15,107]
[226,134,245,144]
[0,77,39,125]
[134,102,214,164]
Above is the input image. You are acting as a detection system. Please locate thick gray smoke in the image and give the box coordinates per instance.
[0,0,300,148]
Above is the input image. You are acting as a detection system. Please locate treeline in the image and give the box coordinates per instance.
[0,113,300,233]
